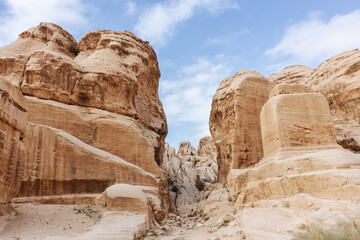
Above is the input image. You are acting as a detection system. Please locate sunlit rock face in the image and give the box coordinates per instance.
[209,70,272,183]
[0,23,170,227]
[261,91,337,158]
[211,61,360,239]
[0,78,27,203]
[304,49,360,123]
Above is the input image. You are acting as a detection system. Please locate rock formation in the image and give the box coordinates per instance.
[0,78,27,203]
[261,87,337,157]
[269,51,360,153]
[209,70,272,183]
[0,22,168,239]
[210,57,360,239]
[161,137,218,213]
[267,65,313,85]
[304,49,360,123]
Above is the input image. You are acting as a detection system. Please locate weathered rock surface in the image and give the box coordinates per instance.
[162,137,218,213]
[20,123,159,197]
[225,86,360,239]
[270,51,360,151]
[0,22,169,238]
[267,65,313,85]
[261,92,337,157]
[209,70,272,183]
[0,22,167,166]
[0,78,28,203]
[335,116,360,153]
[269,83,314,98]
[304,49,360,123]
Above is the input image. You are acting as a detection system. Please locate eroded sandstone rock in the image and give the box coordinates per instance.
[304,49,360,123]
[0,23,170,232]
[209,70,272,182]
[261,92,337,157]
[20,123,159,197]
[0,78,28,203]
[0,22,167,167]
[267,65,313,86]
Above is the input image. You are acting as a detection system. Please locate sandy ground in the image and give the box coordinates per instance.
[0,203,242,240]
[0,203,105,240]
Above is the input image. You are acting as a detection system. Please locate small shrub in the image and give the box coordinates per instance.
[195,175,205,191]
[293,220,360,240]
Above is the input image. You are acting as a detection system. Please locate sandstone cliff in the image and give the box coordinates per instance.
[209,55,360,239]
[0,78,27,203]
[209,70,272,183]
[0,22,169,239]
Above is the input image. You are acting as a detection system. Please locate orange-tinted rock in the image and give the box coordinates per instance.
[209,70,272,183]
[0,78,28,203]
[19,123,159,197]
[25,96,162,176]
[0,22,167,166]
[0,23,169,217]
[0,23,78,86]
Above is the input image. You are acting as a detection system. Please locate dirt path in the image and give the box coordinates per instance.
[143,213,243,240]
[0,203,105,240]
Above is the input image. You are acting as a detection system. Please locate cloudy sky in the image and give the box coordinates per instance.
[1,0,360,149]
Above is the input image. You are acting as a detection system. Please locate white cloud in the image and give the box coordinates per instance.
[126,1,136,16]
[134,0,239,46]
[0,0,90,46]
[205,29,250,46]
[160,57,233,139]
[266,10,360,64]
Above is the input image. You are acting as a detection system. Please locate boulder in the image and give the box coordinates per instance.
[209,70,272,183]
[261,92,337,157]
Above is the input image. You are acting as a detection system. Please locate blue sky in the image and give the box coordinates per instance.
[1,0,360,149]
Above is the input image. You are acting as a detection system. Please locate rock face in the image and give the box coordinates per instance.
[228,85,359,206]
[161,137,218,213]
[21,123,159,197]
[211,57,360,238]
[224,84,360,240]
[0,78,28,203]
[267,65,313,85]
[0,22,169,237]
[261,92,337,157]
[304,49,360,123]
[0,22,167,165]
[209,70,272,183]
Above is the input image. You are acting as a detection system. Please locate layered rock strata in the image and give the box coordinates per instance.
[261,89,337,158]
[304,49,360,123]
[269,51,360,153]
[209,70,272,183]
[0,78,28,203]
[0,22,169,237]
